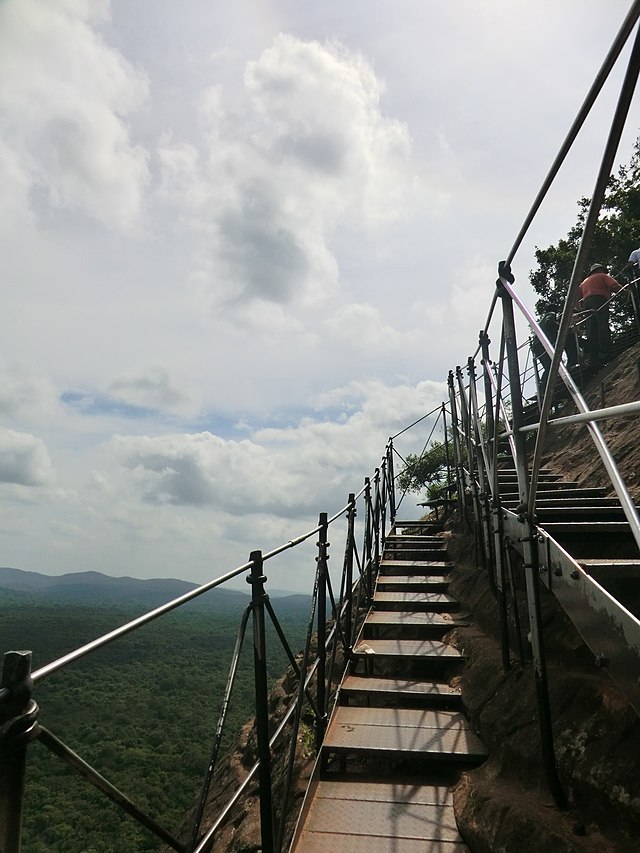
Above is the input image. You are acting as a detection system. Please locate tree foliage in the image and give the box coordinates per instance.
[530,138,640,335]
[398,440,450,498]
[0,598,309,852]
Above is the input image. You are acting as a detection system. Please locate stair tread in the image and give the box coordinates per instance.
[352,638,462,659]
[365,610,466,627]
[341,675,461,697]
[323,706,487,760]
[297,780,468,851]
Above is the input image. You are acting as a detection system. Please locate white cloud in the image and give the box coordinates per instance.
[110,378,445,518]
[107,366,193,415]
[0,358,59,422]
[159,34,412,311]
[0,0,150,229]
[0,429,56,487]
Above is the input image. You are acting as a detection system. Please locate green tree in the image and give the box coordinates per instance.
[530,138,640,335]
[398,440,450,499]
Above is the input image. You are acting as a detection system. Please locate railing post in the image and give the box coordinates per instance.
[380,459,388,546]
[247,551,274,853]
[467,355,496,588]
[364,477,373,600]
[447,371,466,520]
[497,274,566,809]
[345,494,356,651]
[315,514,329,750]
[373,468,381,571]
[456,365,489,574]
[0,650,36,853]
[387,439,396,525]
[481,331,511,671]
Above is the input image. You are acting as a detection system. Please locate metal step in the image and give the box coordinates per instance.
[383,549,449,562]
[379,559,453,575]
[578,558,640,580]
[340,675,462,706]
[500,486,609,501]
[352,638,463,662]
[386,534,446,543]
[322,706,488,763]
[373,591,459,612]
[362,610,469,637]
[502,497,622,509]
[293,780,469,852]
[540,521,640,559]
[534,506,636,523]
[376,574,450,591]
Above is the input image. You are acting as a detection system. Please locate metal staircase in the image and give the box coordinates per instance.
[290,522,487,852]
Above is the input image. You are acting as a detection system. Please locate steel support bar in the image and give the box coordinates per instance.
[248,550,274,853]
[519,399,640,433]
[345,493,356,651]
[530,17,640,516]
[447,372,466,519]
[387,440,396,525]
[498,285,567,810]
[188,606,252,852]
[37,727,184,852]
[0,651,35,853]
[315,514,329,750]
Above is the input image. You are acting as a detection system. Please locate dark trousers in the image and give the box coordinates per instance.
[582,295,610,363]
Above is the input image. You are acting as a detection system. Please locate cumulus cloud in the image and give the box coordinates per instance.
[0,358,59,421]
[159,34,411,309]
[111,378,445,516]
[113,431,299,513]
[0,0,150,229]
[0,429,56,487]
[107,366,193,415]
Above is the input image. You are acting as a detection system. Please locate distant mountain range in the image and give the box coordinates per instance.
[0,566,310,614]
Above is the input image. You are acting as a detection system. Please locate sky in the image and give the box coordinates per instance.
[2,0,640,594]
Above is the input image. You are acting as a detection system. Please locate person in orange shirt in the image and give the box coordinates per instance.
[577,262,621,366]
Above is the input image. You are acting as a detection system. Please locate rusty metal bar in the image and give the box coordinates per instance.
[37,727,184,851]
[0,651,36,853]
[498,282,567,810]
[187,605,252,852]
[315,514,329,751]
[248,550,274,853]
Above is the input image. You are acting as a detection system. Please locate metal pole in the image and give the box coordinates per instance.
[380,460,388,547]
[373,469,381,572]
[315,514,329,750]
[387,440,397,525]
[247,551,274,853]
[498,282,567,810]
[364,477,373,600]
[481,332,511,670]
[345,493,356,651]
[447,371,466,520]
[0,651,36,853]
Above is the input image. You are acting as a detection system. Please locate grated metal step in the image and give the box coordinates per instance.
[376,574,450,590]
[379,559,454,575]
[295,780,469,852]
[340,675,462,705]
[322,706,488,762]
[352,638,463,661]
[373,591,459,612]
[364,611,466,630]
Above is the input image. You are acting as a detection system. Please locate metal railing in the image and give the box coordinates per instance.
[443,0,640,812]
[0,441,409,853]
